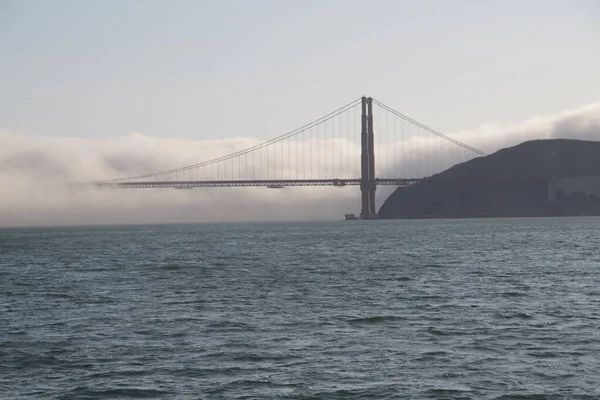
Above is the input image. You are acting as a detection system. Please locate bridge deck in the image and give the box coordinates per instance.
[96,178,422,189]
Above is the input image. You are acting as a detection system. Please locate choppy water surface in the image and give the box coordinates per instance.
[2,218,600,399]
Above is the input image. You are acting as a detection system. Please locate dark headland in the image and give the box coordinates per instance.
[378,139,600,219]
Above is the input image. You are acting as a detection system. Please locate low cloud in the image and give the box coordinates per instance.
[0,131,364,227]
[1,101,599,227]
[449,101,600,153]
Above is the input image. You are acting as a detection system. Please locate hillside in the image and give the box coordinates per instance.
[378,139,600,219]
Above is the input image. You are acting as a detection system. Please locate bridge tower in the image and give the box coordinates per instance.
[360,96,377,219]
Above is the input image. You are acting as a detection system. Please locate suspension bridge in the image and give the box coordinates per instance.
[97,96,486,219]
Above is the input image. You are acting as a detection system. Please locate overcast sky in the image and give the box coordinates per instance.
[1,0,599,140]
[1,0,599,227]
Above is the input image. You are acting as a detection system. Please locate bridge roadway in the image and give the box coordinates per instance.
[96,178,422,189]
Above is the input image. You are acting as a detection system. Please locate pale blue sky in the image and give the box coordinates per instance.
[1,0,599,140]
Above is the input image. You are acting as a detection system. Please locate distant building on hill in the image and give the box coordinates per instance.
[548,176,600,201]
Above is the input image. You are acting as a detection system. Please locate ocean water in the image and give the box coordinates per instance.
[1,218,600,399]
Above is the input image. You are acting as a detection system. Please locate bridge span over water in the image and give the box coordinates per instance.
[97,96,485,219]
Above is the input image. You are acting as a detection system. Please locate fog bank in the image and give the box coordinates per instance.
[1,101,599,227]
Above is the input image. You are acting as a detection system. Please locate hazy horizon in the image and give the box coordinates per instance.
[1,1,599,227]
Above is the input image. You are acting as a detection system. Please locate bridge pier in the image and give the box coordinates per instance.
[360,97,370,219]
[360,96,377,219]
[367,97,377,218]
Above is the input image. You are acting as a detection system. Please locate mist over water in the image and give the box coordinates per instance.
[2,219,600,399]
[1,100,600,227]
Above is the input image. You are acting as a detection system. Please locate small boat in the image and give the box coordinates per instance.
[344,213,358,220]
[266,185,284,189]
